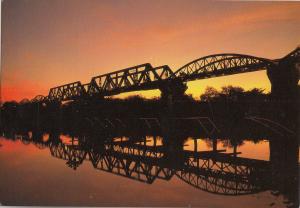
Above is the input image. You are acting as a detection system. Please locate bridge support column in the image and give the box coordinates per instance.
[159,80,187,113]
[32,102,41,131]
[267,58,299,99]
[162,134,186,168]
[45,101,62,131]
[269,136,299,207]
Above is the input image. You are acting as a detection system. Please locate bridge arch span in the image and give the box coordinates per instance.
[175,54,274,82]
[175,171,266,196]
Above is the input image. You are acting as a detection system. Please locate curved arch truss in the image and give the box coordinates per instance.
[176,154,270,195]
[174,54,273,82]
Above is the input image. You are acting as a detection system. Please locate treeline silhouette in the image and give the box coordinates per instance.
[0,85,298,135]
[63,85,271,119]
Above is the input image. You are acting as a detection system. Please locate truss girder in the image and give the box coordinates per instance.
[31,95,46,103]
[48,81,86,101]
[87,64,174,96]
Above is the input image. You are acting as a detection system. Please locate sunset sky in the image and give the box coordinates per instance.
[1,0,300,101]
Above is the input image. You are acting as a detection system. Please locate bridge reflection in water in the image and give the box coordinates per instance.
[4,129,298,207]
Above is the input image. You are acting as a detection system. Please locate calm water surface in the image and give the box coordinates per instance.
[0,134,298,207]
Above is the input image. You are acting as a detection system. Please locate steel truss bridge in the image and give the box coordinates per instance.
[18,47,299,104]
[13,133,271,196]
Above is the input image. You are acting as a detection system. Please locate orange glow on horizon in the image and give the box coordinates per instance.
[113,70,271,100]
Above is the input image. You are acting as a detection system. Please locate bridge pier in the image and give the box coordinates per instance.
[267,58,299,99]
[45,101,62,130]
[31,102,42,131]
[159,80,187,113]
[269,136,299,207]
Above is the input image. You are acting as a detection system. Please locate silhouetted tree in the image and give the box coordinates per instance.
[220,85,244,95]
[200,86,219,101]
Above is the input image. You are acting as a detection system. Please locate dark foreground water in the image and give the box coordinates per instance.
[0,134,298,207]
